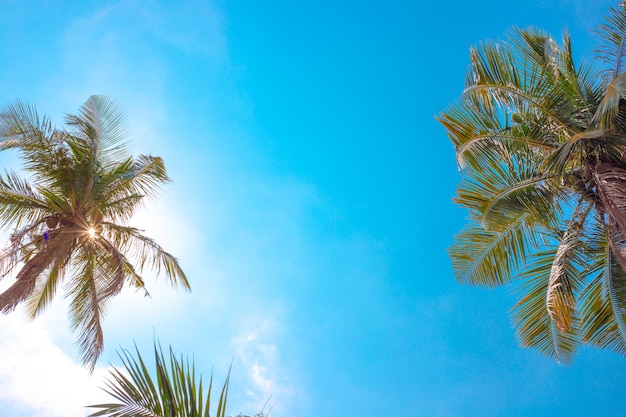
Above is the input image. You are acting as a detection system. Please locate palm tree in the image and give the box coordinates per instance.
[87,341,230,417]
[0,95,189,370]
[438,4,626,364]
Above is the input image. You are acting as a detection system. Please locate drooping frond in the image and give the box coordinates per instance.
[101,223,189,290]
[512,251,579,365]
[24,264,62,319]
[543,129,621,175]
[591,72,626,129]
[579,224,626,354]
[67,245,107,371]
[0,229,71,313]
[23,234,75,319]
[546,199,591,332]
[67,229,160,370]
[437,96,559,172]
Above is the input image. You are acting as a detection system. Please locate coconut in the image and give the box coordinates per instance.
[46,216,59,228]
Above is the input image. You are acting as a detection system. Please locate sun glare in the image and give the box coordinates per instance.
[88,227,96,238]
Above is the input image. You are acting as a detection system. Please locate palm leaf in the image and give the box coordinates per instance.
[65,95,131,167]
[0,171,50,228]
[546,199,591,332]
[87,341,231,417]
[101,223,189,290]
[580,226,626,354]
[463,34,575,136]
[595,3,626,82]
[0,229,71,313]
[511,250,579,365]
[24,235,76,319]
[67,246,107,371]
[449,214,532,287]
[591,72,626,128]
[437,98,558,171]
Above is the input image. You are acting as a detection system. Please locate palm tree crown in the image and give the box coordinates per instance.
[0,95,189,369]
[439,4,626,364]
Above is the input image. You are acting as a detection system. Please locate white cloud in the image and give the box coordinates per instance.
[0,312,111,417]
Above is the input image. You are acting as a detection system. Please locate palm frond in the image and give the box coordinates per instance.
[558,33,604,128]
[0,230,70,313]
[0,100,54,152]
[0,101,76,187]
[507,26,561,81]
[101,223,189,290]
[65,95,131,167]
[512,251,579,365]
[24,234,76,319]
[87,341,231,417]
[480,173,560,229]
[541,129,626,175]
[591,72,626,128]
[546,199,591,332]
[24,264,62,319]
[437,98,559,172]
[67,243,114,371]
[91,155,170,224]
[595,3,626,82]
[463,33,576,136]
[454,144,561,232]
[579,225,626,354]
[449,214,533,287]
[0,171,50,228]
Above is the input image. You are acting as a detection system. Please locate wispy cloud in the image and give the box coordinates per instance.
[134,0,228,59]
[230,313,296,416]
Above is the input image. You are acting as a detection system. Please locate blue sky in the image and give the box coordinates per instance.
[0,0,626,416]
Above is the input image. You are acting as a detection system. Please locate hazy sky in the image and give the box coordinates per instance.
[0,1,625,416]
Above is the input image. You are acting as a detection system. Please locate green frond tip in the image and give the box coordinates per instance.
[87,340,233,417]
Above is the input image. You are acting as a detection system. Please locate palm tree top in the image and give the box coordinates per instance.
[0,95,189,370]
[439,4,626,364]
